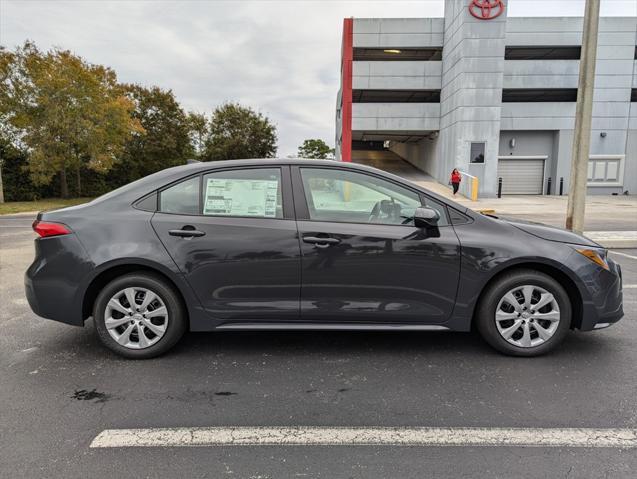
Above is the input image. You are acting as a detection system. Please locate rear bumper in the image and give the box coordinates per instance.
[25,234,93,326]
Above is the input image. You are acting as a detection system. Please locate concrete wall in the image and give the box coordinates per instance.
[340,7,637,196]
[628,71,637,195]
[553,130,574,194]
[624,109,637,195]
[499,131,555,158]
[498,131,554,193]
[500,103,576,130]
[501,16,637,196]
[498,129,630,195]
[588,17,636,194]
[505,17,584,46]
[352,103,440,131]
[353,18,445,48]
[353,61,441,90]
[503,60,579,89]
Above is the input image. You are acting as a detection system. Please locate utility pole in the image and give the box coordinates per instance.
[566,0,600,233]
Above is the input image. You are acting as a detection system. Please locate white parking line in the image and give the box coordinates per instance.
[610,251,637,260]
[622,284,637,289]
[90,426,637,448]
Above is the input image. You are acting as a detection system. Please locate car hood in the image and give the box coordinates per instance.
[496,216,600,247]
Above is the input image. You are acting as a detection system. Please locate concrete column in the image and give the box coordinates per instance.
[438,0,507,196]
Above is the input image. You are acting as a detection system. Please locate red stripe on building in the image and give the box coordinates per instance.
[341,18,353,162]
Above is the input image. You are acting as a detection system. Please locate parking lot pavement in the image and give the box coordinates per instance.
[2,217,637,478]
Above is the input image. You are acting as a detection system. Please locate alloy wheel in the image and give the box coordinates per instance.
[494,285,560,348]
[104,287,169,349]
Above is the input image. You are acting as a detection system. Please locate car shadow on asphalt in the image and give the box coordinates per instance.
[169,328,614,360]
[35,318,619,363]
[175,329,489,356]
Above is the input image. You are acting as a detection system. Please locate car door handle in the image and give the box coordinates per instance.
[169,228,206,238]
[303,236,341,247]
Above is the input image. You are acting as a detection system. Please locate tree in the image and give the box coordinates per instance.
[0,42,142,197]
[109,84,193,186]
[297,139,334,159]
[0,46,17,203]
[187,112,208,159]
[0,138,42,201]
[202,103,277,161]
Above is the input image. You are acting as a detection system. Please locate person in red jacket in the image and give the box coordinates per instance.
[450,168,461,196]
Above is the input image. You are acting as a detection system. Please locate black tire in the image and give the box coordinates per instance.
[475,269,572,357]
[93,272,186,359]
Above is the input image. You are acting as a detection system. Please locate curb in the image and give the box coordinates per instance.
[587,239,637,249]
[586,232,637,250]
[0,211,40,217]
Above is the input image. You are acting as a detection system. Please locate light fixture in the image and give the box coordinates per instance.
[600,132,607,138]
[383,49,402,54]
[574,248,610,271]
[509,138,516,148]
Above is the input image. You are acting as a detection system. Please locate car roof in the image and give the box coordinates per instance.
[167,158,417,185]
[183,158,367,171]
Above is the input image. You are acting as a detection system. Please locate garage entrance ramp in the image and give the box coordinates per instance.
[351,149,434,183]
[351,149,458,199]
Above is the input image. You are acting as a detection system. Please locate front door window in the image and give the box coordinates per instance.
[300,168,422,225]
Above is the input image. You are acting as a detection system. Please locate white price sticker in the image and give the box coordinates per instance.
[203,178,279,217]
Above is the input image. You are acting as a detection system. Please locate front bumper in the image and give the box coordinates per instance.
[25,234,94,326]
[576,258,623,332]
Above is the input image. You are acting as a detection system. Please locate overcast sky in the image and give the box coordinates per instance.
[1,0,636,156]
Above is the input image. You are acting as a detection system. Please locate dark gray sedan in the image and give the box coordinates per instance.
[25,159,623,358]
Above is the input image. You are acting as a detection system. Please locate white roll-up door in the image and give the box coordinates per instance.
[497,158,545,195]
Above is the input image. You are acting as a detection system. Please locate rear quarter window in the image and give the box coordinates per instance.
[159,176,200,215]
[134,192,158,212]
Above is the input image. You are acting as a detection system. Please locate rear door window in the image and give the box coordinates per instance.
[202,168,283,218]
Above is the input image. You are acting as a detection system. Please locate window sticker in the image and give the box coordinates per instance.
[203,178,279,217]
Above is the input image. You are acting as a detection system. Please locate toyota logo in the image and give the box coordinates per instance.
[468,0,505,20]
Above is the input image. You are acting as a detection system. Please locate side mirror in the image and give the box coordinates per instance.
[414,206,440,228]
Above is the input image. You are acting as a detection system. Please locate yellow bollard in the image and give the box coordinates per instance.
[471,177,479,201]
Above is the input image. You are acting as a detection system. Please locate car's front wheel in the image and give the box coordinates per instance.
[476,269,572,357]
[93,272,186,359]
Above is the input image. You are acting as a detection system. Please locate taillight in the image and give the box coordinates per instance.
[32,220,71,238]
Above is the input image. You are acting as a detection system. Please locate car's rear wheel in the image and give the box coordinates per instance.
[93,273,186,359]
[476,269,571,357]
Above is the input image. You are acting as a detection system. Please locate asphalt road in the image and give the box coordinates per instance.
[2,214,637,478]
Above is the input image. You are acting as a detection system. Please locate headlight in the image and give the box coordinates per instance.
[574,247,610,271]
